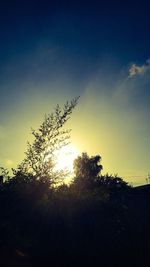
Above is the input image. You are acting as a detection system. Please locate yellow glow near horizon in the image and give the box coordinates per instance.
[1,91,149,186]
[54,144,79,173]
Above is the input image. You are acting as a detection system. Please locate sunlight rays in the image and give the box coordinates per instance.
[54,144,79,174]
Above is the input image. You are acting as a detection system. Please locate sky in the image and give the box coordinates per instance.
[0,0,150,185]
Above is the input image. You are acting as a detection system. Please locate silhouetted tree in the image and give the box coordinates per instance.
[73,152,103,188]
[99,173,129,190]
[98,173,130,202]
[13,97,79,186]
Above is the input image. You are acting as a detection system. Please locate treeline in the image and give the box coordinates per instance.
[0,153,150,266]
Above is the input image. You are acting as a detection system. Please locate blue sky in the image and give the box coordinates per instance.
[0,0,150,185]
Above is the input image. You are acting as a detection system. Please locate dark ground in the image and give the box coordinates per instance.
[0,181,150,267]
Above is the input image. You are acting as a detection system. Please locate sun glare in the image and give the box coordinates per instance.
[54,145,79,173]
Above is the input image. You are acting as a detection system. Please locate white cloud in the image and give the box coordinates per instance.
[128,58,150,78]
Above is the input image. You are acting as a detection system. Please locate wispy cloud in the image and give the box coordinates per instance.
[128,58,150,78]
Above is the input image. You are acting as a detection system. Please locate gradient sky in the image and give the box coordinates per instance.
[0,0,150,185]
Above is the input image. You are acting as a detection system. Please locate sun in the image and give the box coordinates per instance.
[54,144,79,173]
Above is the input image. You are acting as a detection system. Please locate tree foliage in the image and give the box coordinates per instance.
[72,153,130,200]
[99,173,129,189]
[0,167,9,183]
[73,152,103,188]
[14,97,79,185]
